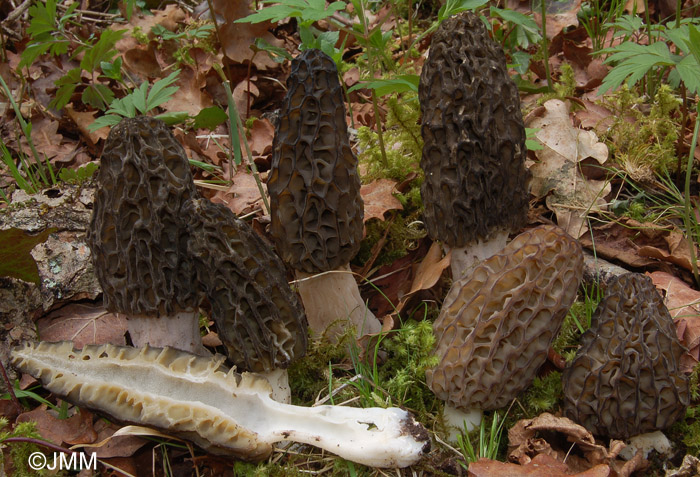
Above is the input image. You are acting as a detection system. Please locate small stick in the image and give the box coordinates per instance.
[0,358,22,414]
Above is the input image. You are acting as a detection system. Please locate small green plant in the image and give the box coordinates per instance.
[598,22,700,97]
[18,0,127,111]
[58,162,99,184]
[0,418,48,477]
[150,23,215,66]
[553,285,602,360]
[88,69,183,131]
[236,0,345,61]
[0,76,56,194]
[577,0,626,51]
[456,411,506,467]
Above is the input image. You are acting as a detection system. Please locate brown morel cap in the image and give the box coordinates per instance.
[562,273,689,439]
[184,198,308,373]
[88,116,199,317]
[268,48,364,274]
[419,11,529,248]
[427,225,583,411]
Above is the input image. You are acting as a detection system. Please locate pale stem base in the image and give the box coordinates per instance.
[295,264,382,341]
[259,367,291,404]
[443,403,483,443]
[126,310,209,356]
[449,231,509,280]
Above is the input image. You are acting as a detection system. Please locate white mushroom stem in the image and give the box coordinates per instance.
[126,310,209,357]
[448,230,509,280]
[11,342,429,468]
[443,404,482,443]
[259,368,291,404]
[294,264,382,340]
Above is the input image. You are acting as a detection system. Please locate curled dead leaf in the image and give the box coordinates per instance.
[527,99,610,238]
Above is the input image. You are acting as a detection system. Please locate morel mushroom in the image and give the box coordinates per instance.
[268,49,382,340]
[11,341,430,468]
[426,225,583,437]
[419,12,529,279]
[87,117,205,355]
[183,198,308,402]
[562,273,689,439]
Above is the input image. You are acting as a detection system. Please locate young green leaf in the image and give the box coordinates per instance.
[80,29,125,73]
[82,83,115,110]
[193,106,228,129]
[598,42,675,95]
[438,0,488,22]
[349,75,420,96]
[145,69,181,111]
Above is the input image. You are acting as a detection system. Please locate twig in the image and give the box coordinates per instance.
[3,437,77,455]
[0,358,22,414]
[2,0,32,24]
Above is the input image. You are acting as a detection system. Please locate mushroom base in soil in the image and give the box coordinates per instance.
[126,310,208,356]
[442,405,483,440]
[294,265,382,340]
[11,341,430,468]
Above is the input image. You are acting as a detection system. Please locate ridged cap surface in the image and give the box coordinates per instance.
[419,12,529,247]
[562,273,689,439]
[268,49,364,273]
[184,199,307,373]
[87,116,199,316]
[427,225,583,410]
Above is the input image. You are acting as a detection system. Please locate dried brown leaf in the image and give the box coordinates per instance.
[648,270,700,371]
[360,179,403,222]
[161,66,213,116]
[211,169,265,216]
[17,408,97,446]
[212,0,284,69]
[468,454,610,477]
[36,303,127,348]
[527,99,610,238]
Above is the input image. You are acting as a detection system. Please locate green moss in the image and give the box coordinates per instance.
[380,320,440,416]
[522,372,563,414]
[603,84,681,181]
[670,405,700,458]
[287,331,352,405]
[233,460,306,476]
[355,212,426,267]
[357,93,423,186]
[0,418,49,477]
[539,63,577,104]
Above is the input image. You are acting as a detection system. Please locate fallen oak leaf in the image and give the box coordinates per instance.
[361,179,403,222]
[394,241,450,314]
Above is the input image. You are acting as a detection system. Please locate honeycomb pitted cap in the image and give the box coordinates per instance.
[87,116,199,317]
[426,225,583,411]
[419,11,529,248]
[268,49,364,273]
[562,273,689,439]
[184,198,308,373]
